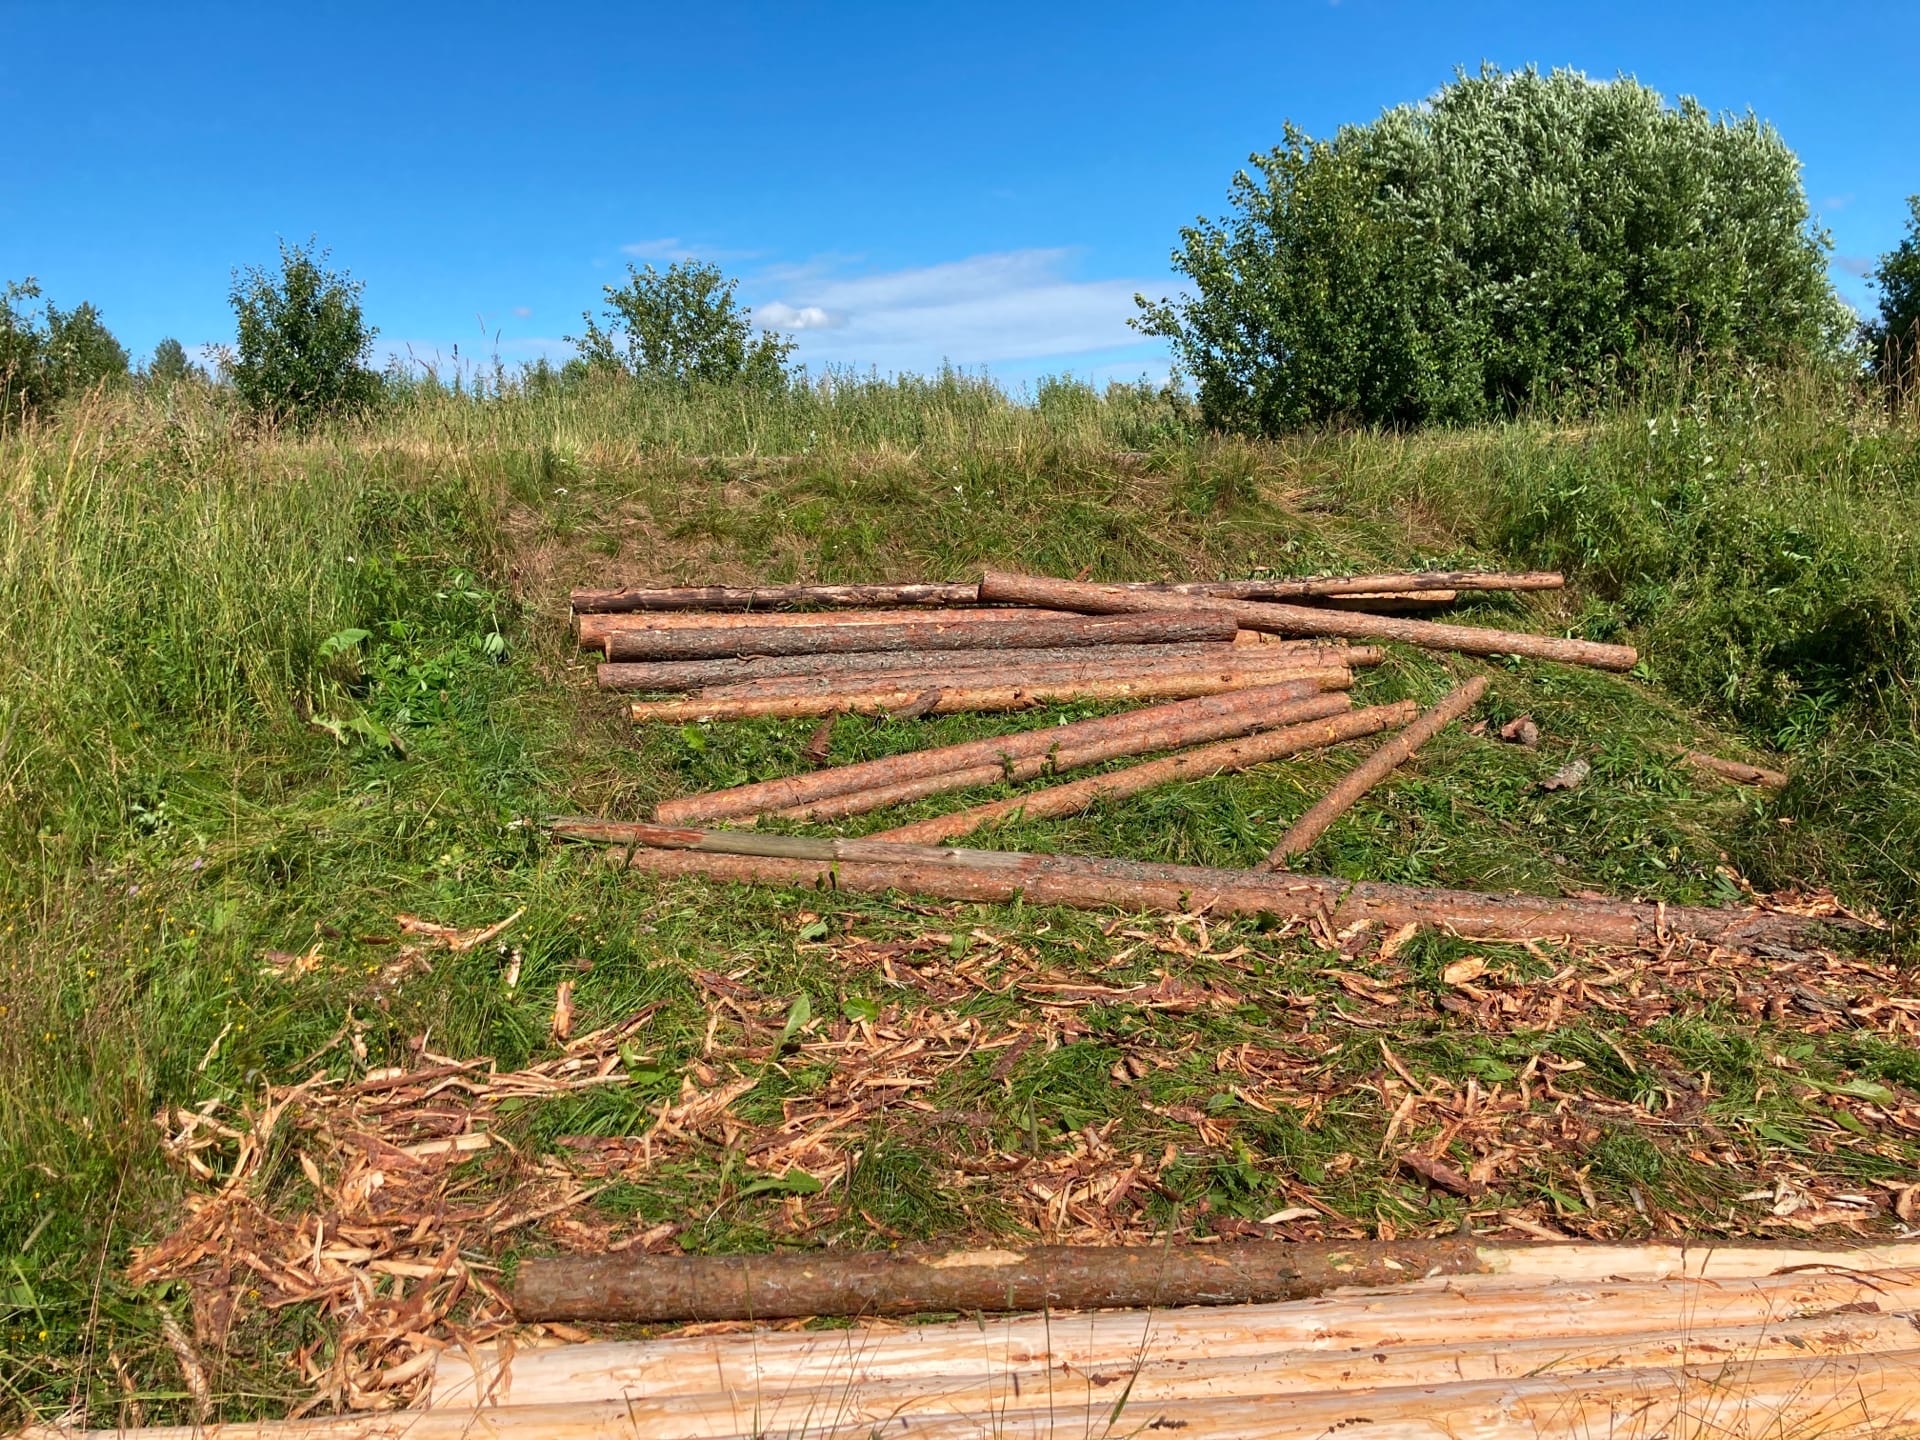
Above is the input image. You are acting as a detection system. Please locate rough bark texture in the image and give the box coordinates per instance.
[576,606,1071,649]
[589,828,1850,947]
[1267,676,1491,864]
[1684,750,1790,791]
[978,570,1639,672]
[627,665,1352,723]
[873,701,1418,845]
[777,692,1355,824]
[513,1237,1488,1323]
[653,680,1333,824]
[602,610,1238,662]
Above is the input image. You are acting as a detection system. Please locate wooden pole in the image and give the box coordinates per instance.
[566,572,1565,614]
[627,665,1353,723]
[587,827,1849,947]
[872,702,1418,845]
[978,570,1639,672]
[1266,676,1491,865]
[576,605,1073,649]
[514,1237,1487,1323]
[603,611,1239,662]
[776,692,1354,824]
[653,679,1334,823]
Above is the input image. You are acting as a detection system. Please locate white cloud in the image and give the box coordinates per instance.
[619,237,687,259]
[512,305,533,318]
[1834,255,1876,279]
[749,249,1170,373]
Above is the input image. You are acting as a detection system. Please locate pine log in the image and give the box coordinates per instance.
[590,827,1848,947]
[1266,676,1490,864]
[873,701,1418,845]
[514,1237,1487,1323]
[1683,750,1790,791]
[654,679,1334,823]
[566,572,1564,614]
[602,610,1238,662]
[978,569,1638,672]
[777,692,1355,823]
[627,665,1353,723]
[576,605,1072,649]
[1314,590,1456,612]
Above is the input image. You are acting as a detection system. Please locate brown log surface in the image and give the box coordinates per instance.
[778,692,1354,824]
[979,569,1638,672]
[652,680,1333,823]
[1684,750,1790,791]
[627,665,1352,723]
[603,610,1237,662]
[513,1237,1487,1322]
[1267,676,1491,864]
[874,701,1417,845]
[576,605,1073,648]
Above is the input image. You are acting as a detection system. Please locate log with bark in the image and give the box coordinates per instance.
[652,679,1339,824]
[1682,750,1790,791]
[573,824,1851,947]
[566,570,1564,614]
[575,605,1075,650]
[777,691,1355,824]
[1266,675,1490,865]
[978,569,1638,672]
[872,701,1418,845]
[601,610,1239,662]
[626,663,1354,723]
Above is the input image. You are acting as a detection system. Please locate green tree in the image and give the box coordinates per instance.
[1,279,130,425]
[572,260,793,387]
[1137,66,1847,431]
[1864,195,1920,393]
[42,300,129,395]
[228,239,381,424]
[146,337,199,386]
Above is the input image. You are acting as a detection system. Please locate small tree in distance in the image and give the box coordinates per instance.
[1864,196,1920,398]
[147,337,199,387]
[2,278,130,426]
[228,239,380,424]
[572,260,793,387]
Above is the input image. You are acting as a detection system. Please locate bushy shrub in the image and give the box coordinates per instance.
[572,260,793,387]
[228,240,382,424]
[1137,66,1848,432]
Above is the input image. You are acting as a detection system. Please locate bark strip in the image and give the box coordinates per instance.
[978,569,1638,672]
[514,1237,1487,1323]
[1267,676,1491,865]
[626,664,1352,723]
[603,610,1238,662]
[580,826,1849,947]
[873,701,1418,845]
[777,692,1354,824]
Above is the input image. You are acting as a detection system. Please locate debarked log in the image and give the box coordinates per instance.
[602,610,1238,662]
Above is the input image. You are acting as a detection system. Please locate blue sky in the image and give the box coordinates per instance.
[3,0,1914,386]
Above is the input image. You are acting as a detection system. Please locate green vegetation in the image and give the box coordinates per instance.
[1865,195,1920,393]
[2,370,1916,1424]
[2,279,130,427]
[227,239,382,425]
[1136,66,1846,430]
[572,258,796,388]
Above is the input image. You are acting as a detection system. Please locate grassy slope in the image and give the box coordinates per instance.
[2,375,1917,1425]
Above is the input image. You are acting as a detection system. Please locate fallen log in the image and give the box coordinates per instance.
[627,664,1353,723]
[979,569,1638,672]
[1314,590,1457,612]
[598,639,1334,693]
[654,679,1335,823]
[576,605,1074,650]
[873,701,1418,845]
[589,827,1848,947]
[567,571,1564,614]
[1683,749,1790,791]
[1267,676,1490,865]
[603,610,1238,662]
[777,692,1355,823]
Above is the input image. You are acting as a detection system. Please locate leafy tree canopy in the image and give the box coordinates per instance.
[572,260,794,387]
[1,279,130,426]
[228,239,381,424]
[1864,195,1920,390]
[1136,66,1849,432]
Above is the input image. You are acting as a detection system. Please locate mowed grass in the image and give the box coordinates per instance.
[2,372,1917,1426]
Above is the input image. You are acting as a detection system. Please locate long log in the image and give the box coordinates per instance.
[978,570,1639,672]
[777,692,1355,823]
[515,1237,1486,1323]
[1267,676,1490,865]
[628,665,1353,724]
[590,828,1846,947]
[576,605,1075,650]
[603,611,1238,662]
[655,681,1334,823]
[1315,590,1456,612]
[566,571,1564,614]
[873,702,1418,845]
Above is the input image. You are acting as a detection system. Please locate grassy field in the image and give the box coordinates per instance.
[2,371,1917,1426]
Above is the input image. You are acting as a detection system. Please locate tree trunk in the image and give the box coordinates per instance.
[873,702,1417,845]
[1267,676,1490,864]
[978,570,1638,672]
[601,611,1238,662]
[576,605,1070,649]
